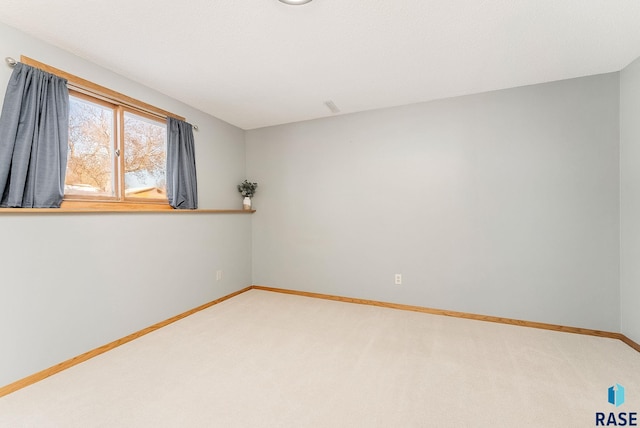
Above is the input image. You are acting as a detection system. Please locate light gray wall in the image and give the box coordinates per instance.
[0,23,251,387]
[247,73,620,332]
[620,56,640,345]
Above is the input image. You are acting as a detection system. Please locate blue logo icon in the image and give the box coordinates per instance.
[609,384,625,407]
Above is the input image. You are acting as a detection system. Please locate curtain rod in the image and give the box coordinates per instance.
[4,56,198,130]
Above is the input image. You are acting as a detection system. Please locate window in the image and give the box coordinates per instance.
[65,91,168,203]
[18,55,188,210]
[66,93,116,198]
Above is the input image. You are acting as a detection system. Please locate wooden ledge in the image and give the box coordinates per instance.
[0,208,255,214]
[0,200,256,213]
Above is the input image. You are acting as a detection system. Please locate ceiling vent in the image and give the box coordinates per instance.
[278,0,313,5]
[324,100,340,114]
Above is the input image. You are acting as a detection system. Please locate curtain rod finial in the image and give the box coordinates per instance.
[5,57,17,67]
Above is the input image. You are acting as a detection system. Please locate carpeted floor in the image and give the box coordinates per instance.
[0,289,638,427]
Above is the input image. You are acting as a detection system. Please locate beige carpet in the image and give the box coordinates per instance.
[0,289,639,427]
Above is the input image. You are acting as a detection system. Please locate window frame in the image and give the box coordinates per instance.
[20,55,184,211]
[65,90,120,202]
[120,108,169,204]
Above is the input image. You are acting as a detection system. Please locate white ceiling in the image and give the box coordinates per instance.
[1,0,640,130]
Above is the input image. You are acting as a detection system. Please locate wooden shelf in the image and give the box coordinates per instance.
[0,200,256,214]
[0,208,256,214]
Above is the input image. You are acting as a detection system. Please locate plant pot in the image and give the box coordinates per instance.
[243,197,252,210]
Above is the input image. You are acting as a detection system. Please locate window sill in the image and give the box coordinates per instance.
[0,203,256,214]
[0,208,255,214]
[0,209,255,213]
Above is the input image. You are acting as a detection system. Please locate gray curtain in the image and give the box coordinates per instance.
[166,117,198,209]
[0,63,69,208]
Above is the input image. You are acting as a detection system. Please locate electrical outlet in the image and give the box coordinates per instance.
[395,274,402,285]
[216,270,223,281]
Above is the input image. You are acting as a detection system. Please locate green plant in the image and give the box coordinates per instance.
[238,180,258,198]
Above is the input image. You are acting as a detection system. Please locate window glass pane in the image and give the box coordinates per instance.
[65,95,116,197]
[123,111,167,200]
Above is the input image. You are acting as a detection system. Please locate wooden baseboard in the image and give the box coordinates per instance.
[251,285,640,353]
[619,334,640,353]
[0,286,253,399]
[3,284,638,399]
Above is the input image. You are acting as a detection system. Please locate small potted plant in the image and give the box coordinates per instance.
[238,180,258,210]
